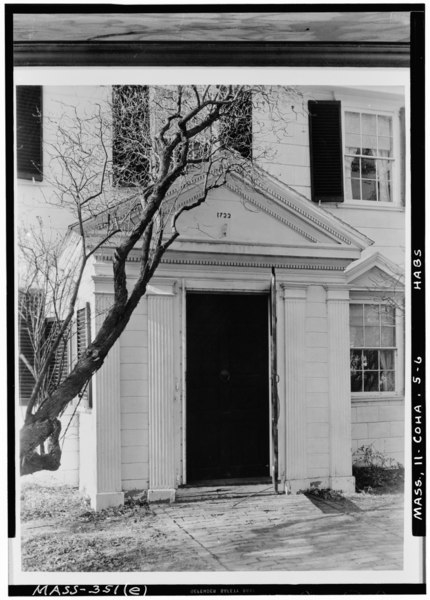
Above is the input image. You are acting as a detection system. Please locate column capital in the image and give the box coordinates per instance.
[147,279,177,296]
[327,288,350,302]
[282,286,307,301]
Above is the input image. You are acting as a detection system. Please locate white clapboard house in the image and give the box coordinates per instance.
[17,84,406,509]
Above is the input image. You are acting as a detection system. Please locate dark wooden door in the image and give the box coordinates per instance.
[186,293,270,482]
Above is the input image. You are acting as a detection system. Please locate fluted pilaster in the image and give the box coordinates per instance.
[283,287,307,486]
[327,289,355,491]
[147,285,177,501]
[92,293,124,510]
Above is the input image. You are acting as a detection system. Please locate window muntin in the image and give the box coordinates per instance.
[350,303,396,393]
[344,111,394,203]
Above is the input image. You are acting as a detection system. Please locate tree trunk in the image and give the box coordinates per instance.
[20,281,149,475]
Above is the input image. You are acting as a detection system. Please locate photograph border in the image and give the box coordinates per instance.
[6,4,426,597]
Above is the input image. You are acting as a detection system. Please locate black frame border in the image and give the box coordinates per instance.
[5,3,425,596]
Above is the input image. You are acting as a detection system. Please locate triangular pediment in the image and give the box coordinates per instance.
[170,167,373,261]
[76,161,373,268]
[176,184,333,246]
[346,252,404,290]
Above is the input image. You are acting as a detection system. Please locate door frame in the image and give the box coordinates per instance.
[180,274,282,487]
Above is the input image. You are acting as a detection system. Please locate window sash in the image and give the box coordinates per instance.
[350,303,397,394]
[343,109,395,203]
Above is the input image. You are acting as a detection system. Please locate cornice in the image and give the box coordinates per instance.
[92,249,346,271]
[163,257,345,271]
[13,41,410,68]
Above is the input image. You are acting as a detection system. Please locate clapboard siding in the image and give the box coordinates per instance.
[352,400,404,464]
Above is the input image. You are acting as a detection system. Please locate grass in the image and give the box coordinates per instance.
[20,483,159,571]
[19,483,213,572]
[21,484,88,522]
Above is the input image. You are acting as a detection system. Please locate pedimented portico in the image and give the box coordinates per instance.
[79,168,373,507]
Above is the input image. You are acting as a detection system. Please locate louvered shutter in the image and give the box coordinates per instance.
[308,100,344,203]
[19,316,35,405]
[44,319,69,393]
[76,303,92,408]
[16,86,43,181]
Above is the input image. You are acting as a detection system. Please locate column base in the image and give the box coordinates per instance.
[148,488,176,503]
[285,476,356,495]
[90,491,125,511]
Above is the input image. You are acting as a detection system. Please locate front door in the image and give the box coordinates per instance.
[186,293,270,482]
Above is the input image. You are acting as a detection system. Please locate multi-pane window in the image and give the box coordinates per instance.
[344,111,393,202]
[350,303,396,393]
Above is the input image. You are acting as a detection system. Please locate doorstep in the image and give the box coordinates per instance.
[176,481,279,503]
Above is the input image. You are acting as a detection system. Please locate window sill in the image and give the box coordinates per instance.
[352,394,404,404]
[324,201,404,212]
[17,178,46,187]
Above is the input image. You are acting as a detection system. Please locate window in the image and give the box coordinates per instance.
[16,85,43,181]
[112,85,150,186]
[344,111,393,202]
[350,303,396,393]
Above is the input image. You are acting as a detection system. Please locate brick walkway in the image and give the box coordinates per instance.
[150,487,403,571]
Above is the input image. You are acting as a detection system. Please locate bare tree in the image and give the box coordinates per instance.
[19,84,301,475]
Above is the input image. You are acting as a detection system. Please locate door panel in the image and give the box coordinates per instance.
[186,293,270,482]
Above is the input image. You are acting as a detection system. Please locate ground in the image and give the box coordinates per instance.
[19,483,404,572]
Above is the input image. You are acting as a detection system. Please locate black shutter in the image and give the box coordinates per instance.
[16,86,43,181]
[44,319,69,393]
[19,315,35,405]
[308,100,343,203]
[76,303,92,408]
[76,306,87,360]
